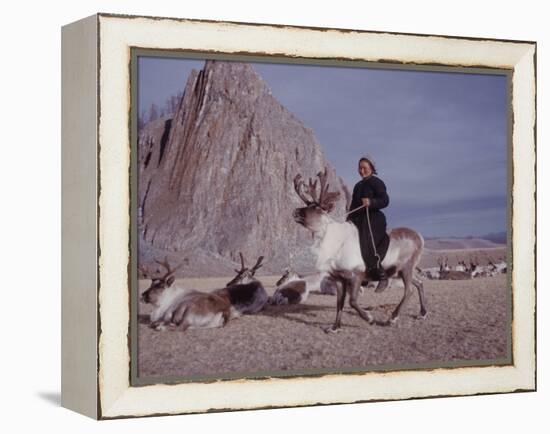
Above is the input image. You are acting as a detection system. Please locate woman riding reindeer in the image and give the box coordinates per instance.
[293,168,426,331]
[347,156,390,292]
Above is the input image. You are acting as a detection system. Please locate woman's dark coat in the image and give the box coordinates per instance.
[347,175,390,271]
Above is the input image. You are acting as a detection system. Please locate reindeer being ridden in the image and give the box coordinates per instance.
[292,169,427,332]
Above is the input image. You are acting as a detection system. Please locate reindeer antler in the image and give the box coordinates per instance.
[293,174,313,205]
[154,256,184,280]
[250,256,264,275]
[317,168,330,201]
[138,264,151,279]
[316,168,341,212]
[293,168,341,212]
[233,252,247,273]
[307,178,319,202]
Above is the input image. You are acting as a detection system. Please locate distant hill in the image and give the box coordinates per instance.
[479,231,507,244]
[424,235,506,251]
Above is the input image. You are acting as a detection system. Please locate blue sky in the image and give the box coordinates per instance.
[138,56,508,238]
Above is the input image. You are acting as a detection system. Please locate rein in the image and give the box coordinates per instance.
[364,206,381,269]
[345,203,367,216]
[345,203,381,269]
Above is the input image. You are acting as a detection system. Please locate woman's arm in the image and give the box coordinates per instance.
[363,178,389,210]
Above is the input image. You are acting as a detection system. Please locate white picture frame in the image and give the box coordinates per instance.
[61,13,536,419]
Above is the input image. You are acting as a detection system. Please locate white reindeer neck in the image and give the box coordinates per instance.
[310,213,334,240]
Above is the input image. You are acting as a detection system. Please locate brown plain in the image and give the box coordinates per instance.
[137,247,509,380]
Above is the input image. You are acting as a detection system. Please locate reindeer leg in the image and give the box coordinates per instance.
[412,276,427,319]
[390,270,414,324]
[172,304,191,332]
[325,279,347,333]
[221,309,231,327]
[348,273,374,325]
[151,321,168,331]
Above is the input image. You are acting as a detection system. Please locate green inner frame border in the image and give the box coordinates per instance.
[128,48,514,388]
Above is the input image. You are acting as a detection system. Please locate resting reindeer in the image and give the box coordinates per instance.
[140,256,268,331]
[292,168,427,332]
[278,269,339,294]
[222,253,269,314]
[417,266,440,280]
[270,266,373,305]
[455,260,467,272]
[269,269,334,305]
[434,257,470,280]
[494,258,507,274]
[439,269,472,280]
[437,256,451,273]
[269,278,308,305]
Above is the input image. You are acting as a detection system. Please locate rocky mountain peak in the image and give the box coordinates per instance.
[138,60,349,276]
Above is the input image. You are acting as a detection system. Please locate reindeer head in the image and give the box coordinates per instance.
[226,253,264,287]
[276,269,291,287]
[275,268,301,287]
[470,256,479,272]
[139,257,185,306]
[292,168,341,234]
[437,256,450,272]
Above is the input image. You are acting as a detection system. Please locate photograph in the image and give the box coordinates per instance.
[133,54,511,383]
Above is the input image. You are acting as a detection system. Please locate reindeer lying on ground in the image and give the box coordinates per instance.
[140,255,268,331]
[455,260,467,272]
[417,255,507,280]
[493,258,507,274]
[437,256,471,280]
[292,168,427,332]
[416,266,440,280]
[438,256,450,273]
[270,265,404,305]
[269,269,338,305]
[223,253,270,313]
[471,257,503,278]
[439,269,472,280]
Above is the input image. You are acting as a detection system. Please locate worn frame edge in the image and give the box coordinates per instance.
[61,13,100,420]
[94,14,537,419]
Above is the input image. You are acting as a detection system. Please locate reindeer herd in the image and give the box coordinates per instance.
[139,253,338,332]
[139,167,507,334]
[140,254,269,332]
[417,256,507,281]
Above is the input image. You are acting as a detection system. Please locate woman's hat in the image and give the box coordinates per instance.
[359,155,377,174]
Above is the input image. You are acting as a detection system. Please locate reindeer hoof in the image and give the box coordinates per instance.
[417,312,428,320]
[374,279,389,293]
[389,316,399,326]
[323,326,340,334]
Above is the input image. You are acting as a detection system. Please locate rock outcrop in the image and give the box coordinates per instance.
[138,60,349,276]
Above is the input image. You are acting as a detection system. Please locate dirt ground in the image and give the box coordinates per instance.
[136,263,510,381]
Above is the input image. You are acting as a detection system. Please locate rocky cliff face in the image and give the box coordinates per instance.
[138,60,349,276]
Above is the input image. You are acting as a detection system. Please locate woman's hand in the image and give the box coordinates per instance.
[361,198,371,207]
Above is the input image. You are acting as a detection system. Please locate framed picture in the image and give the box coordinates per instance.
[61,13,536,419]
